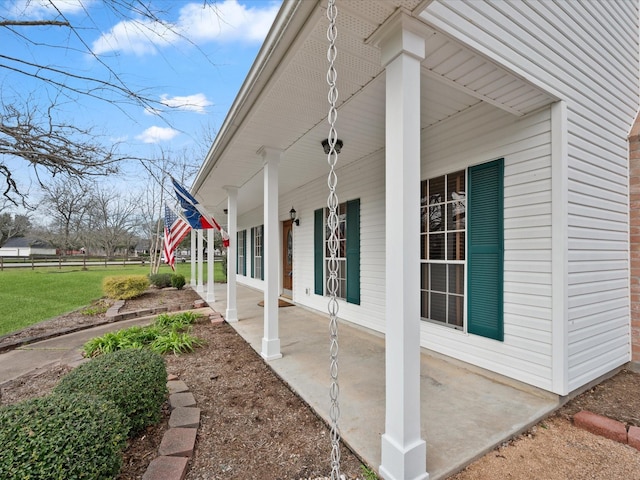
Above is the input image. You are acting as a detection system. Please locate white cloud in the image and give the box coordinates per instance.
[92,0,280,56]
[160,93,212,114]
[6,0,92,19]
[136,126,179,144]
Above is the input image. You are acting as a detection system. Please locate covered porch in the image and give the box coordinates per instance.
[202,283,559,480]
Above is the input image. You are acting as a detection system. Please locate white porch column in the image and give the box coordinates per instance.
[259,146,282,361]
[225,186,239,322]
[197,229,204,292]
[372,11,428,480]
[190,231,196,287]
[207,228,215,303]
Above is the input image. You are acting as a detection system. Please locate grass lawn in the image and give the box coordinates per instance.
[0,261,226,336]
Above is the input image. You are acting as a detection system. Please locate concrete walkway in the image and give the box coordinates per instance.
[205,283,560,480]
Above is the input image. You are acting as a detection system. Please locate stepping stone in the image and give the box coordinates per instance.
[167,380,189,394]
[142,456,189,480]
[169,407,201,428]
[169,392,196,408]
[158,428,197,457]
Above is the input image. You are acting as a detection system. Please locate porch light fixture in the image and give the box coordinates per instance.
[322,138,343,154]
[290,207,300,226]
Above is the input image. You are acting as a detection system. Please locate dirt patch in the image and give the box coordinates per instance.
[2,287,640,479]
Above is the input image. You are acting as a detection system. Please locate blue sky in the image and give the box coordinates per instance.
[1,0,282,200]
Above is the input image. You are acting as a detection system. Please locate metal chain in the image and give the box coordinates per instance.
[325,1,341,479]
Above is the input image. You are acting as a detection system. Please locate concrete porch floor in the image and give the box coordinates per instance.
[202,283,559,480]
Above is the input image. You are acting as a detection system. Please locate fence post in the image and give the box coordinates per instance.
[59,255,62,269]
[1,256,3,271]
[31,255,34,270]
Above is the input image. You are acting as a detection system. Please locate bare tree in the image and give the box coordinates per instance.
[0,1,215,205]
[83,186,140,258]
[0,100,130,206]
[39,177,93,254]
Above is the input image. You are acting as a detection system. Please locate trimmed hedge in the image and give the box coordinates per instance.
[54,349,167,435]
[0,393,129,479]
[171,273,186,290]
[148,273,173,288]
[102,275,149,300]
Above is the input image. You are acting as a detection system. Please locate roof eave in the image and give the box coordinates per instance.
[192,0,319,195]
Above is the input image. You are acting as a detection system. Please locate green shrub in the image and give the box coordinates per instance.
[83,312,204,357]
[0,393,129,480]
[54,349,167,436]
[171,273,186,289]
[102,275,149,300]
[154,311,201,330]
[148,273,173,288]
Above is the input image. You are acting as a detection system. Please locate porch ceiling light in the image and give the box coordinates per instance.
[322,138,343,154]
[290,207,299,226]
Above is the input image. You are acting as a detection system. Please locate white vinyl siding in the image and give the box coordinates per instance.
[421,103,554,390]
[236,151,386,333]
[423,0,638,396]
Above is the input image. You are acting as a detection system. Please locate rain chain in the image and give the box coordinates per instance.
[325,0,341,478]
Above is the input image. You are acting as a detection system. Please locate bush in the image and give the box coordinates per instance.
[148,273,173,288]
[102,275,149,300]
[0,393,128,479]
[171,273,186,289]
[54,349,167,435]
[83,312,203,358]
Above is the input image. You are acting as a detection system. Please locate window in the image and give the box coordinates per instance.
[237,230,246,276]
[251,225,263,280]
[420,170,466,329]
[420,160,504,341]
[314,199,360,304]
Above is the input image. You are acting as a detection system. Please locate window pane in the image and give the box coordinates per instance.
[421,207,429,233]
[421,290,429,318]
[447,232,465,261]
[429,176,445,202]
[448,202,465,230]
[429,204,444,232]
[447,170,465,198]
[431,263,446,292]
[421,180,429,207]
[429,234,445,260]
[430,293,446,322]
[448,295,464,327]
[421,263,429,290]
[448,264,464,294]
[421,234,429,260]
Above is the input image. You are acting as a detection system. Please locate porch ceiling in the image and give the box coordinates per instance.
[193,0,555,218]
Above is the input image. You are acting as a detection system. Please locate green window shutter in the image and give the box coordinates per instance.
[346,199,360,305]
[467,159,504,341]
[236,231,240,275]
[250,227,255,278]
[260,225,264,281]
[314,208,324,295]
[242,231,246,276]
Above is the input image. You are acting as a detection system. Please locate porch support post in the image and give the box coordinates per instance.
[197,230,204,292]
[225,186,239,322]
[190,232,196,287]
[372,10,428,480]
[207,228,215,303]
[259,146,283,361]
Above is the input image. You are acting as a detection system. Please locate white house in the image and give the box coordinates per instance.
[0,237,56,257]
[191,1,639,478]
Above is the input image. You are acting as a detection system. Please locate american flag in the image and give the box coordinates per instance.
[163,205,191,270]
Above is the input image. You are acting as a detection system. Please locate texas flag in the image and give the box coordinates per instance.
[171,177,230,247]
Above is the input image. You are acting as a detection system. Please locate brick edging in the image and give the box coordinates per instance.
[573,410,640,450]
[142,374,201,480]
